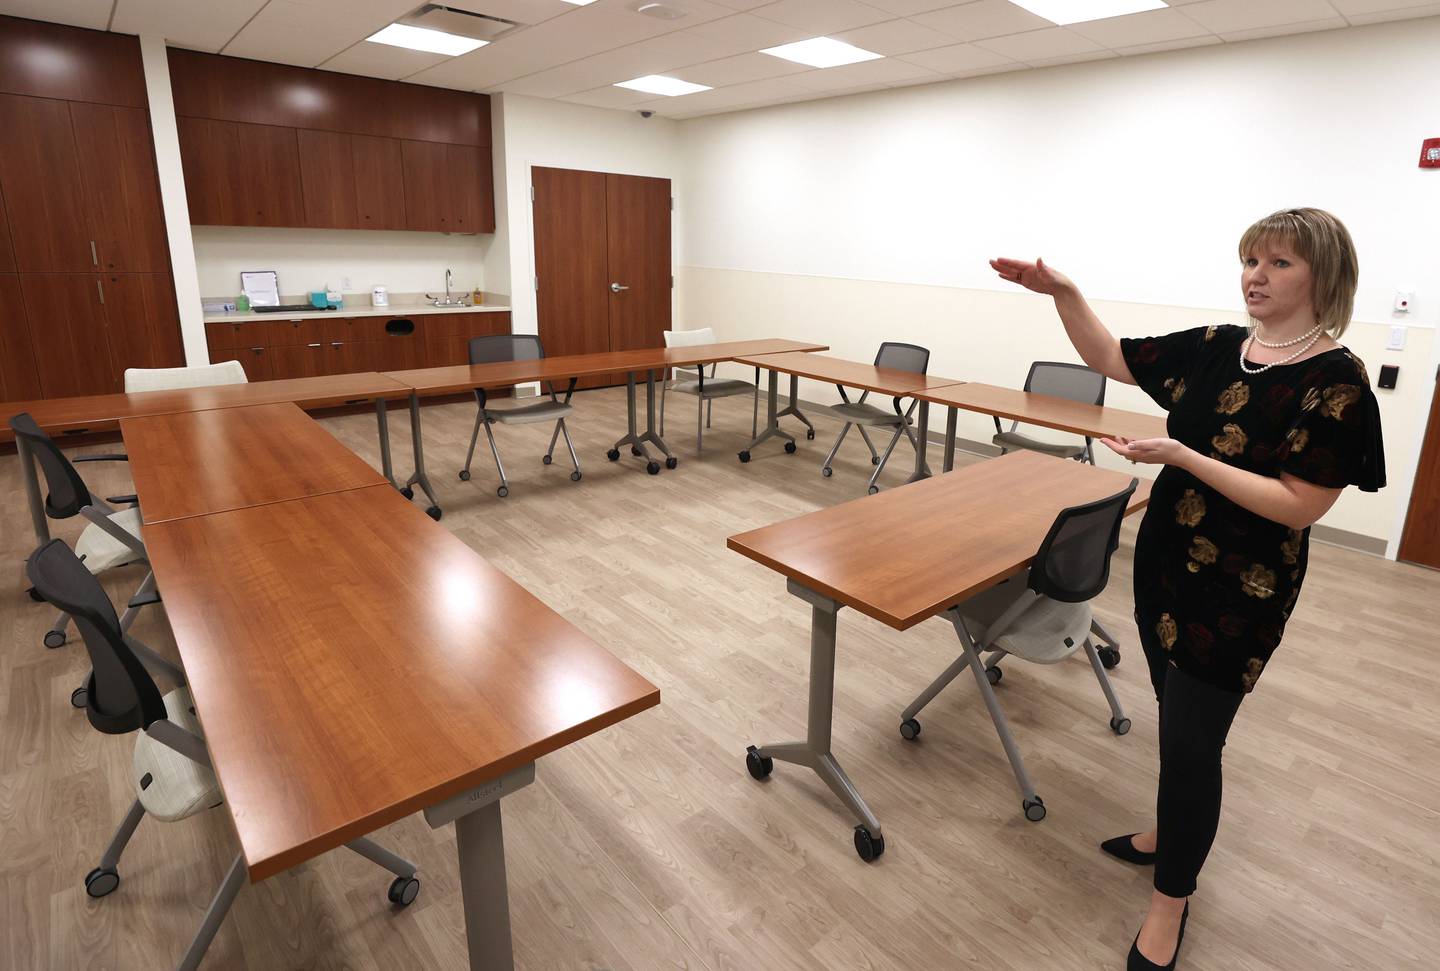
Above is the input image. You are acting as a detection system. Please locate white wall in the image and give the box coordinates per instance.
[677,17,1440,554]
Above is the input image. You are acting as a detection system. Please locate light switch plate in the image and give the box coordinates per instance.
[1387,325,1406,350]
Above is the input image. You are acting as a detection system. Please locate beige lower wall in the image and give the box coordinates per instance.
[678,265,1434,554]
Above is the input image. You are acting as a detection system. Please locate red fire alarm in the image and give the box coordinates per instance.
[1422,137,1440,168]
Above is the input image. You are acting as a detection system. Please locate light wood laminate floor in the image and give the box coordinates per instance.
[3,387,1437,970]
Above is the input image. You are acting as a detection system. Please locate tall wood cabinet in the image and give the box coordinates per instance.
[0,16,183,401]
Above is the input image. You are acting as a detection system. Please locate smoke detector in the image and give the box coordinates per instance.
[634,3,689,20]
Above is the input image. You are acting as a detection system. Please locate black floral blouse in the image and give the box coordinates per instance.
[1119,324,1385,694]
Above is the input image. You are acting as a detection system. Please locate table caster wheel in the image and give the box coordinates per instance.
[1023,797,1046,822]
[458,470,471,481]
[388,875,420,907]
[821,466,833,477]
[497,486,509,498]
[646,461,660,475]
[71,686,88,709]
[400,486,414,500]
[1098,647,1121,669]
[542,454,553,465]
[784,441,797,454]
[985,666,1002,685]
[806,429,816,440]
[899,718,921,740]
[867,485,879,495]
[1110,717,1131,736]
[85,866,119,898]
[607,448,621,462]
[744,745,772,780]
[44,630,65,649]
[570,471,582,482]
[426,507,442,521]
[28,586,43,603]
[738,451,751,463]
[854,825,884,862]
[665,456,678,470]
[632,446,643,457]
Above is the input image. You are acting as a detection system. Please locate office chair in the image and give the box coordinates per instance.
[821,341,929,494]
[897,480,1138,822]
[993,361,1106,465]
[659,327,759,451]
[26,539,421,971]
[459,335,580,498]
[124,360,247,392]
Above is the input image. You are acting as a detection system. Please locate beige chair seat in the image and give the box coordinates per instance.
[832,401,905,426]
[671,376,753,398]
[955,574,1092,664]
[484,400,574,425]
[993,430,1087,459]
[75,507,144,574]
[133,688,222,822]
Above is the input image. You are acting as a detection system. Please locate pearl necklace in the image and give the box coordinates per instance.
[1239,328,1323,374]
[1251,321,1323,348]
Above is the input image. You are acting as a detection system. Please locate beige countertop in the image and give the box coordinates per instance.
[202,302,510,324]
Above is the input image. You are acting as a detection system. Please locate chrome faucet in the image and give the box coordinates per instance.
[427,268,467,307]
[445,268,454,302]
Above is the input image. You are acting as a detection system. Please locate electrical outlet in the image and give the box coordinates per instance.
[341,275,352,291]
[1387,325,1406,351]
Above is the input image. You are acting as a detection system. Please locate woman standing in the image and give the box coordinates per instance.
[990,208,1385,970]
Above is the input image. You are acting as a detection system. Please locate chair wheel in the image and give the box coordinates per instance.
[1023,797,1046,822]
[457,470,471,481]
[1110,717,1131,736]
[400,486,414,500]
[85,866,119,898]
[985,665,1002,685]
[570,471,582,482]
[665,456,678,470]
[426,507,442,521]
[854,825,884,862]
[784,441,797,454]
[646,461,660,475]
[867,485,879,495]
[44,630,66,649]
[497,486,509,498]
[899,718,921,740]
[607,448,621,462]
[871,455,881,466]
[744,745,772,780]
[27,586,43,603]
[388,875,420,907]
[632,446,643,457]
[71,686,88,709]
[542,454,553,465]
[1098,647,1121,669]
[821,466,833,477]
[738,451,751,463]
[806,429,815,440]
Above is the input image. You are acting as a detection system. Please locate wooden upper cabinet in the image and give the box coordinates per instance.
[177,116,240,225]
[0,274,41,401]
[448,143,494,234]
[401,139,450,232]
[352,135,406,231]
[71,103,170,272]
[298,128,359,229]
[0,16,147,108]
[178,117,304,228]
[0,94,94,272]
[21,273,115,397]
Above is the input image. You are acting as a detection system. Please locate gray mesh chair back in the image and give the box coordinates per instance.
[874,342,929,375]
[468,334,544,366]
[1024,361,1105,405]
[1029,479,1137,603]
[8,413,90,520]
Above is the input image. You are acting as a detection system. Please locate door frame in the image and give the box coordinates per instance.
[1389,323,1440,561]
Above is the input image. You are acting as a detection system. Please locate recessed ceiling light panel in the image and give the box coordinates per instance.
[1010,0,1167,26]
[760,37,883,69]
[614,74,712,97]
[366,22,488,56]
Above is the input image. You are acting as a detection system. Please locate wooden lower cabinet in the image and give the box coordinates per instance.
[0,273,41,400]
[20,273,114,397]
[209,345,272,382]
[103,272,184,376]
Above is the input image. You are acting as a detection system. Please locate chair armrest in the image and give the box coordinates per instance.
[74,453,129,463]
[106,494,140,506]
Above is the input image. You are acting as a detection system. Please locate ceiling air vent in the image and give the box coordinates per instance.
[401,4,521,42]
[634,3,690,21]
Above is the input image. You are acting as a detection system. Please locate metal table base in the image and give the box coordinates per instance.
[740,370,814,460]
[399,392,443,520]
[907,399,934,483]
[609,369,675,474]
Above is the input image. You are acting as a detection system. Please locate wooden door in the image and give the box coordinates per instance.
[102,272,184,376]
[401,139,451,232]
[20,274,114,397]
[71,103,170,272]
[298,128,359,229]
[533,167,611,388]
[352,135,406,230]
[605,173,671,353]
[0,94,93,271]
[1399,370,1440,569]
[0,274,41,400]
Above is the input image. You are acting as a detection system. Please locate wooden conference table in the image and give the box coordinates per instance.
[727,451,1151,859]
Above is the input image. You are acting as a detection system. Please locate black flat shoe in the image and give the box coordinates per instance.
[1127,902,1189,971]
[1102,834,1156,866]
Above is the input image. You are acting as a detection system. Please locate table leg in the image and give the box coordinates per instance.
[375,399,397,489]
[907,399,933,483]
[638,369,675,470]
[745,579,884,861]
[943,406,958,473]
[401,392,442,521]
[609,372,663,474]
[16,435,50,548]
[738,368,795,462]
[776,373,815,441]
[424,763,536,971]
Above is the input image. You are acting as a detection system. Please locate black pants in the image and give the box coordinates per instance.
[1143,649,1245,898]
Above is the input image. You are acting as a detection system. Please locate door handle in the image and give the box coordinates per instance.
[90,241,98,266]
[610,282,629,293]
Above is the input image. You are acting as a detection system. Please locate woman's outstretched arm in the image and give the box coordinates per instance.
[990,257,1135,385]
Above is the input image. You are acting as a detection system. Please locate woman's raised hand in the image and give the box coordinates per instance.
[989,257,1072,296]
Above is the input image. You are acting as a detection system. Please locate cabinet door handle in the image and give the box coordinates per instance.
[610,282,629,292]
[90,241,98,266]
[331,342,343,347]
[307,342,322,348]
[249,346,264,353]
[96,279,105,304]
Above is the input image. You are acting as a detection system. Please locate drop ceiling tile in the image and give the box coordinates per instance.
[1116,34,1223,55]
[322,42,451,80]
[748,0,892,34]
[1178,0,1342,33]
[911,0,1053,42]
[975,27,1104,63]
[1025,48,1120,68]
[631,75,811,113]
[560,85,660,109]
[670,12,813,59]
[1329,0,1433,11]
[674,51,812,86]
[704,0,775,9]
[783,56,938,91]
[113,0,270,51]
[1068,8,1215,47]
[1217,15,1348,40]
[832,18,959,54]
[898,41,1018,73]
[4,0,110,30]
[1344,2,1440,22]
[224,0,403,67]
[861,0,974,14]
[442,0,578,25]
[500,34,725,97]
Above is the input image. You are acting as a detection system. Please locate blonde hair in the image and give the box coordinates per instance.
[1238,207,1358,338]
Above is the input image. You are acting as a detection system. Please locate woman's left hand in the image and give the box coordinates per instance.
[1100,436,1193,467]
